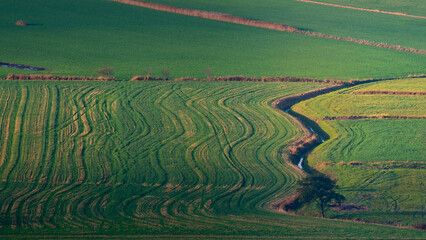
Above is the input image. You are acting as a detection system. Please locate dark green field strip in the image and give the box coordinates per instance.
[140,0,426,50]
[1,0,425,80]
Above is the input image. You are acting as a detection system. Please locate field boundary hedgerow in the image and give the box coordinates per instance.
[295,0,426,19]
[352,90,426,95]
[3,74,117,81]
[322,115,426,120]
[110,0,426,55]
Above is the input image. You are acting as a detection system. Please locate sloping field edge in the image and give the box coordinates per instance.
[296,0,426,19]
[110,0,426,55]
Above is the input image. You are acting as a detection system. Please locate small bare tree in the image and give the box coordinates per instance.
[162,67,170,80]
[96,66,114,77]
[143,68,153,79]
[204,67,212,80]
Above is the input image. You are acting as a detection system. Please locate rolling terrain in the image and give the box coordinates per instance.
[139,0,426,50]
[2,80,423,238]
[0,0,425,80]
[0,0,425,238]
[292,78,426,226]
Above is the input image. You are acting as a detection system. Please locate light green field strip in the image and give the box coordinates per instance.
[293,78,426,120]
[350,78,426,92]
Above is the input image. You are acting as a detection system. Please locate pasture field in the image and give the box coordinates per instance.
[3,80,423,237]
[293,78,426,120]
[292,79,426,226]
[0,0,425,80]
[310,0,426,17]
[140,0,426,50]
[351,78,426,92]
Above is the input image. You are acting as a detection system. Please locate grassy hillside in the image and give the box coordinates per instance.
[0,0,425,80]
[141,0,426,50]
[292,78,426,226]
[2,80,424,237]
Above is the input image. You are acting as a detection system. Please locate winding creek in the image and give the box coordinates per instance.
[271,85,345,171]
[285,108,326,169]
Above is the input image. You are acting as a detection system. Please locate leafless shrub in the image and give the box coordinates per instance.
[204,67,212,80]
[161,67,170,80]
[413,223,426,231]
[143,68,153,78]
[96,66,114,77]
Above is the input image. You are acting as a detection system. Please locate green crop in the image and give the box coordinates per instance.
[293,78,426,226]
[0,0,425,80]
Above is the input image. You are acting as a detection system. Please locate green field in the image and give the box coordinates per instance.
[2,80,424,237]
[293,79,426,120]
[141,0,426,50]
[292,79,426,225]
[1,0,425,238]
[0,0,425,80]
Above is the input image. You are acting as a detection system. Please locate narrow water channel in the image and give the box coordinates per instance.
[0,62,45,71]
[286,108,326,170]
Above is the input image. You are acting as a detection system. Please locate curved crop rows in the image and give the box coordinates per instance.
[0,81,316,234]
[0,81,424,238]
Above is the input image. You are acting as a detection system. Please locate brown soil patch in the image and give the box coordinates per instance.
[272,192,301,212]
[330,203,370,212]
[296,0,426,20]
[15,20,27,26]
[111,0,426,55]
